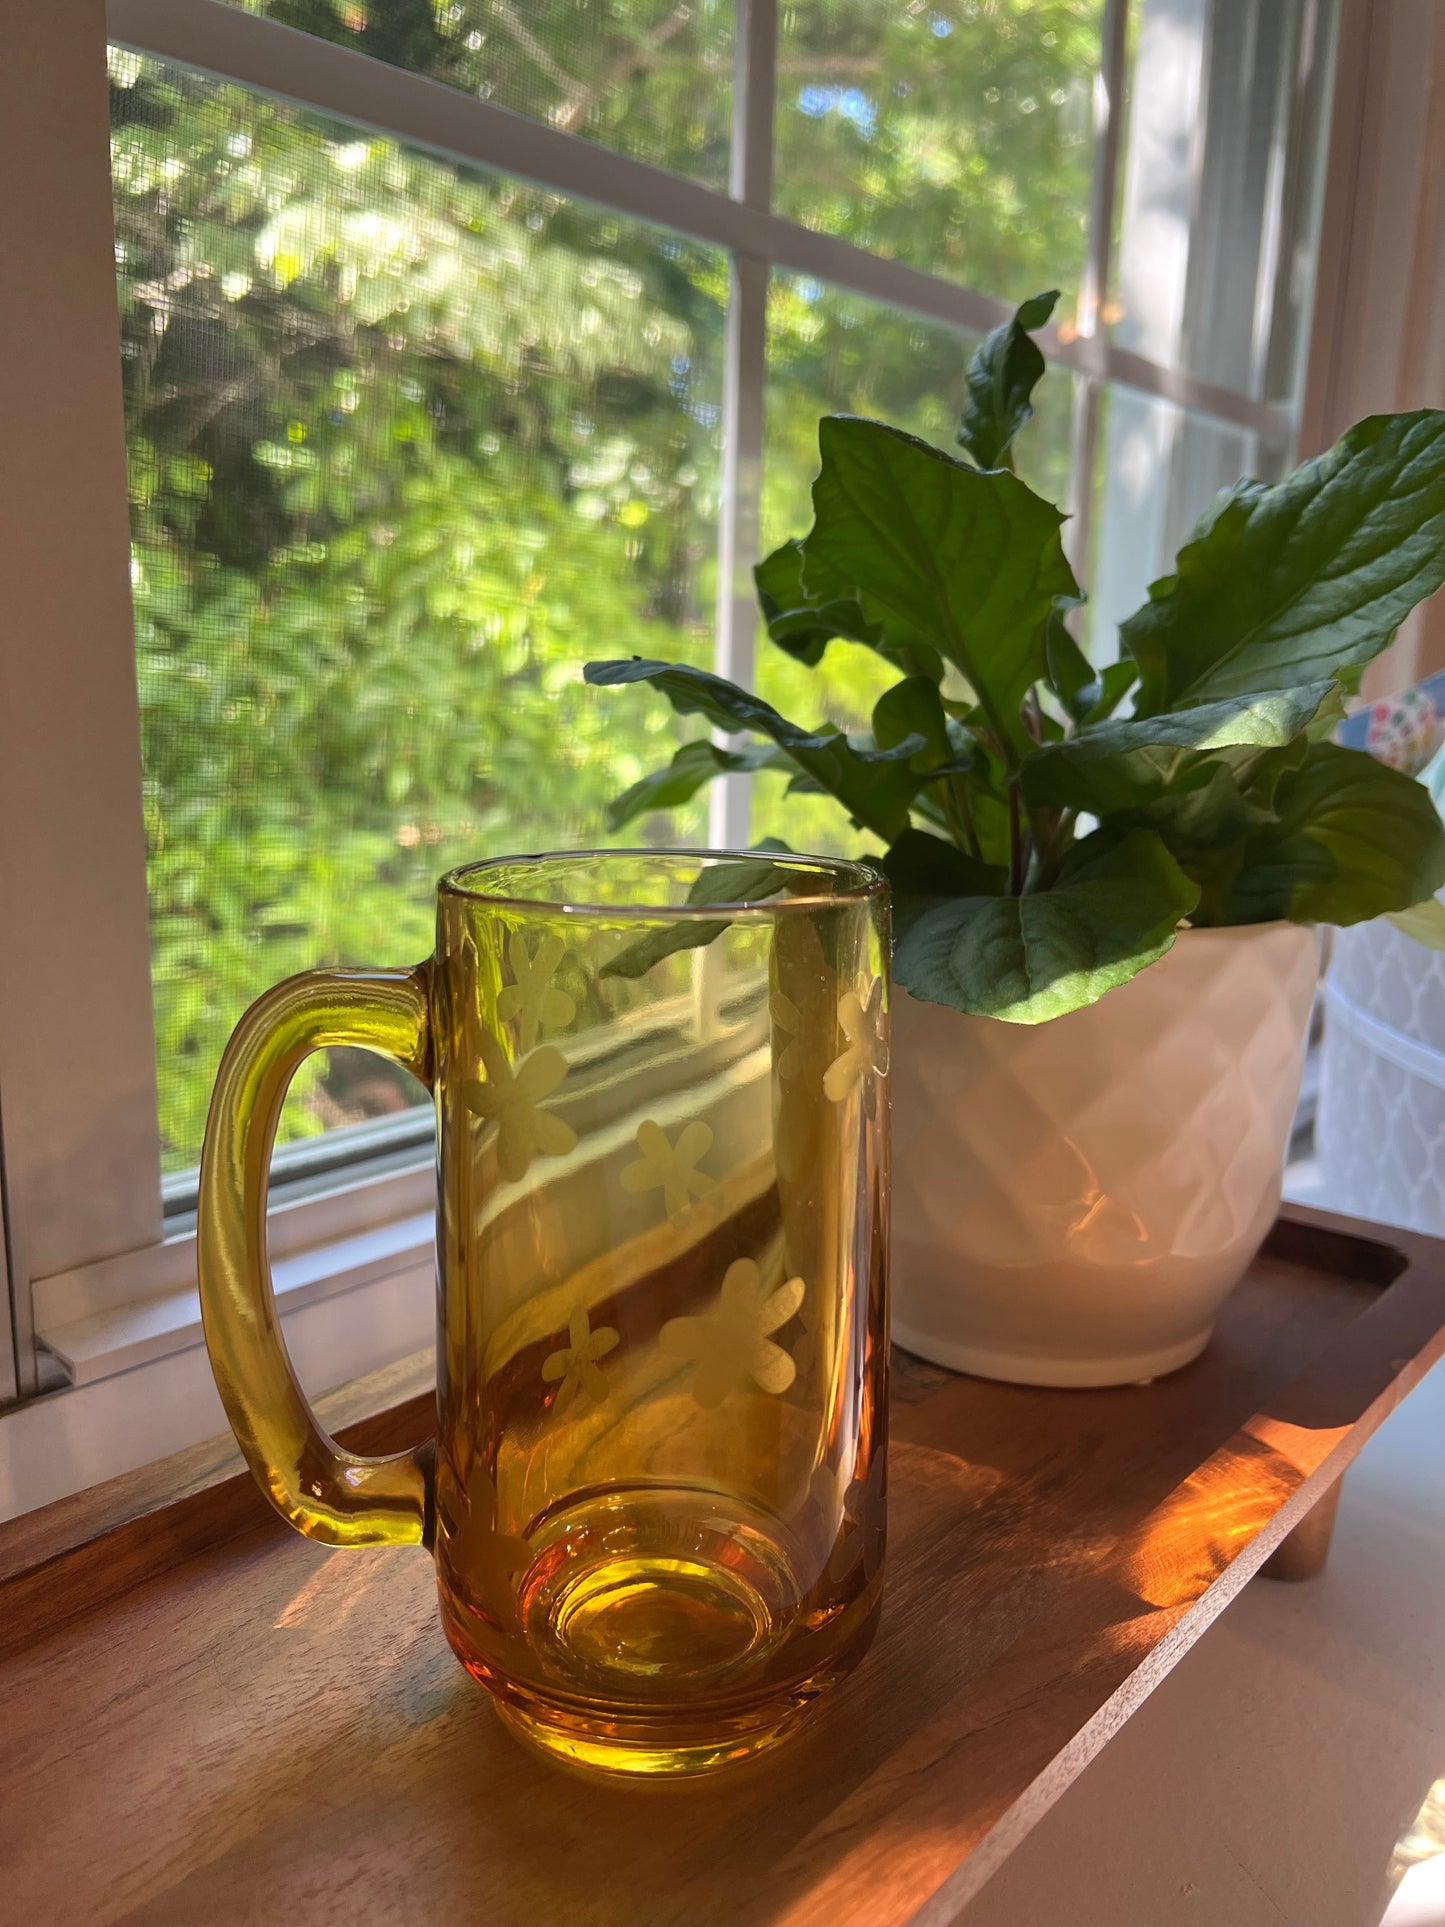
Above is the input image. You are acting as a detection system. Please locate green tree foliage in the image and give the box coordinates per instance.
[110,0,1103,1166]
[772,0,1099,301]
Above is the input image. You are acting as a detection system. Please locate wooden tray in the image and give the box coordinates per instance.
[4,1205,1444,1927]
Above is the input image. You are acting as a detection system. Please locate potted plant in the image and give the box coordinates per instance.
[585,294,1445,1386]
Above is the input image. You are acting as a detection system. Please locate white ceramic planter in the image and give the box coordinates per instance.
[890,923,1320,1387]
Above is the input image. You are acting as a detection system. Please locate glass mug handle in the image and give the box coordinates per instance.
[197,965,434,1548]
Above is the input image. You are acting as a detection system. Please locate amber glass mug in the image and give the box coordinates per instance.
[199,851,890,1776]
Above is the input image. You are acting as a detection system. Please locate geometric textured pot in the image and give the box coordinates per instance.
[891,922,1320,1386]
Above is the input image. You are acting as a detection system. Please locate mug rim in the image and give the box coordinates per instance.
[439,847,889,918]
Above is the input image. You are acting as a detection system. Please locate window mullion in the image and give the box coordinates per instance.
[1078,0,1130,344]
[709,255,770,850]
[711,0,776,851]
[730,0,777,208]
[1066,0,1129,582]
[0,4,164,1365]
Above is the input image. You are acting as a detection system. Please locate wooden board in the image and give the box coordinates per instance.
[1,1206,1442,1927]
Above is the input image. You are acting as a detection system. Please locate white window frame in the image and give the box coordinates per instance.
[0,0,1438,1512]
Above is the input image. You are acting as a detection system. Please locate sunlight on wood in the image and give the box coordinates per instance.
[274,1547,402,1635]
[1248,1414,1352,1474]
[1122,1452,1296,1611]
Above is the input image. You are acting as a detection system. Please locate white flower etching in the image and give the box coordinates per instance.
[466,1030,577,1182]
[496,931,575,1053]
[823,978,888,1104]
[541,1306,619,1415]
[659,1260,806,1409]
[619,1118,716,1224]
[769,989,804,1083]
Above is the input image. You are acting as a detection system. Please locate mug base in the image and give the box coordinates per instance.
[491,1685,825,1778]
[439,1482,882,1778]
[519,1492,798,1690]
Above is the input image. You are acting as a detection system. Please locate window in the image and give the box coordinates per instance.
[2,0,1434,1511]
[114,51,726,1178]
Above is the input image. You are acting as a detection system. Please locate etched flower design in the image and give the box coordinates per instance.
[823,978,888,1104]
[619,1118,716,1224]
[828,1448,887,1584]
[496,931,575,1053]
[465,1030,577,1182]
[659,1260,806,1409]
[769,988,804,1083]
[541,1306,619,1415]
[468,1467,532,1615]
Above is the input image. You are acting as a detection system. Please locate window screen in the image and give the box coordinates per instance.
[112,51,724,1170]
[216,0,735,186]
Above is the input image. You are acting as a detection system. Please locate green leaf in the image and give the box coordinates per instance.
[1306,682,1349,741]
[1144,744,1308,867]
[872,676,976,774]
[957,289,1060,471]
[907,777,1014,870]
[755,539,873,667]
[606,738,789,831]
[893,828,1199,1024]
[759,539,951,682]
[755,540,826,664]
[799,418,1078,754]
[755,537,945,681]
[584,657,926,840]
[1123,411,1445,714]
[870,677,1013,860]
[600,856,793,979]
[880,827,1007,902]
[1214,741,1445,926]
[1020,680,1338,817]
[1388,895,1445,948]
[1077,659,1139,725]
[1042,600,1093,714]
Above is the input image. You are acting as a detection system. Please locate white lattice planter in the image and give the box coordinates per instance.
[1317,915,1445,1237]
[890,924,1320,1387]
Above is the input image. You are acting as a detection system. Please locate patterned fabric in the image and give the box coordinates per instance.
[1337,670,1445,773]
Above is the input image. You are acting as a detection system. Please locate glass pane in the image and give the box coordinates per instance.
[111,51,724,1172]
[1086,385,1256,660]
[1109,0,1334,400]
[219,0,734,187]
[774,0,1104,308]
[754,272,1076,853]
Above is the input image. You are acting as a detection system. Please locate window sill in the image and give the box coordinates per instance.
[37,1209,433,1386]
[0,1211,435,1523]
[30,1159,434,1334]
